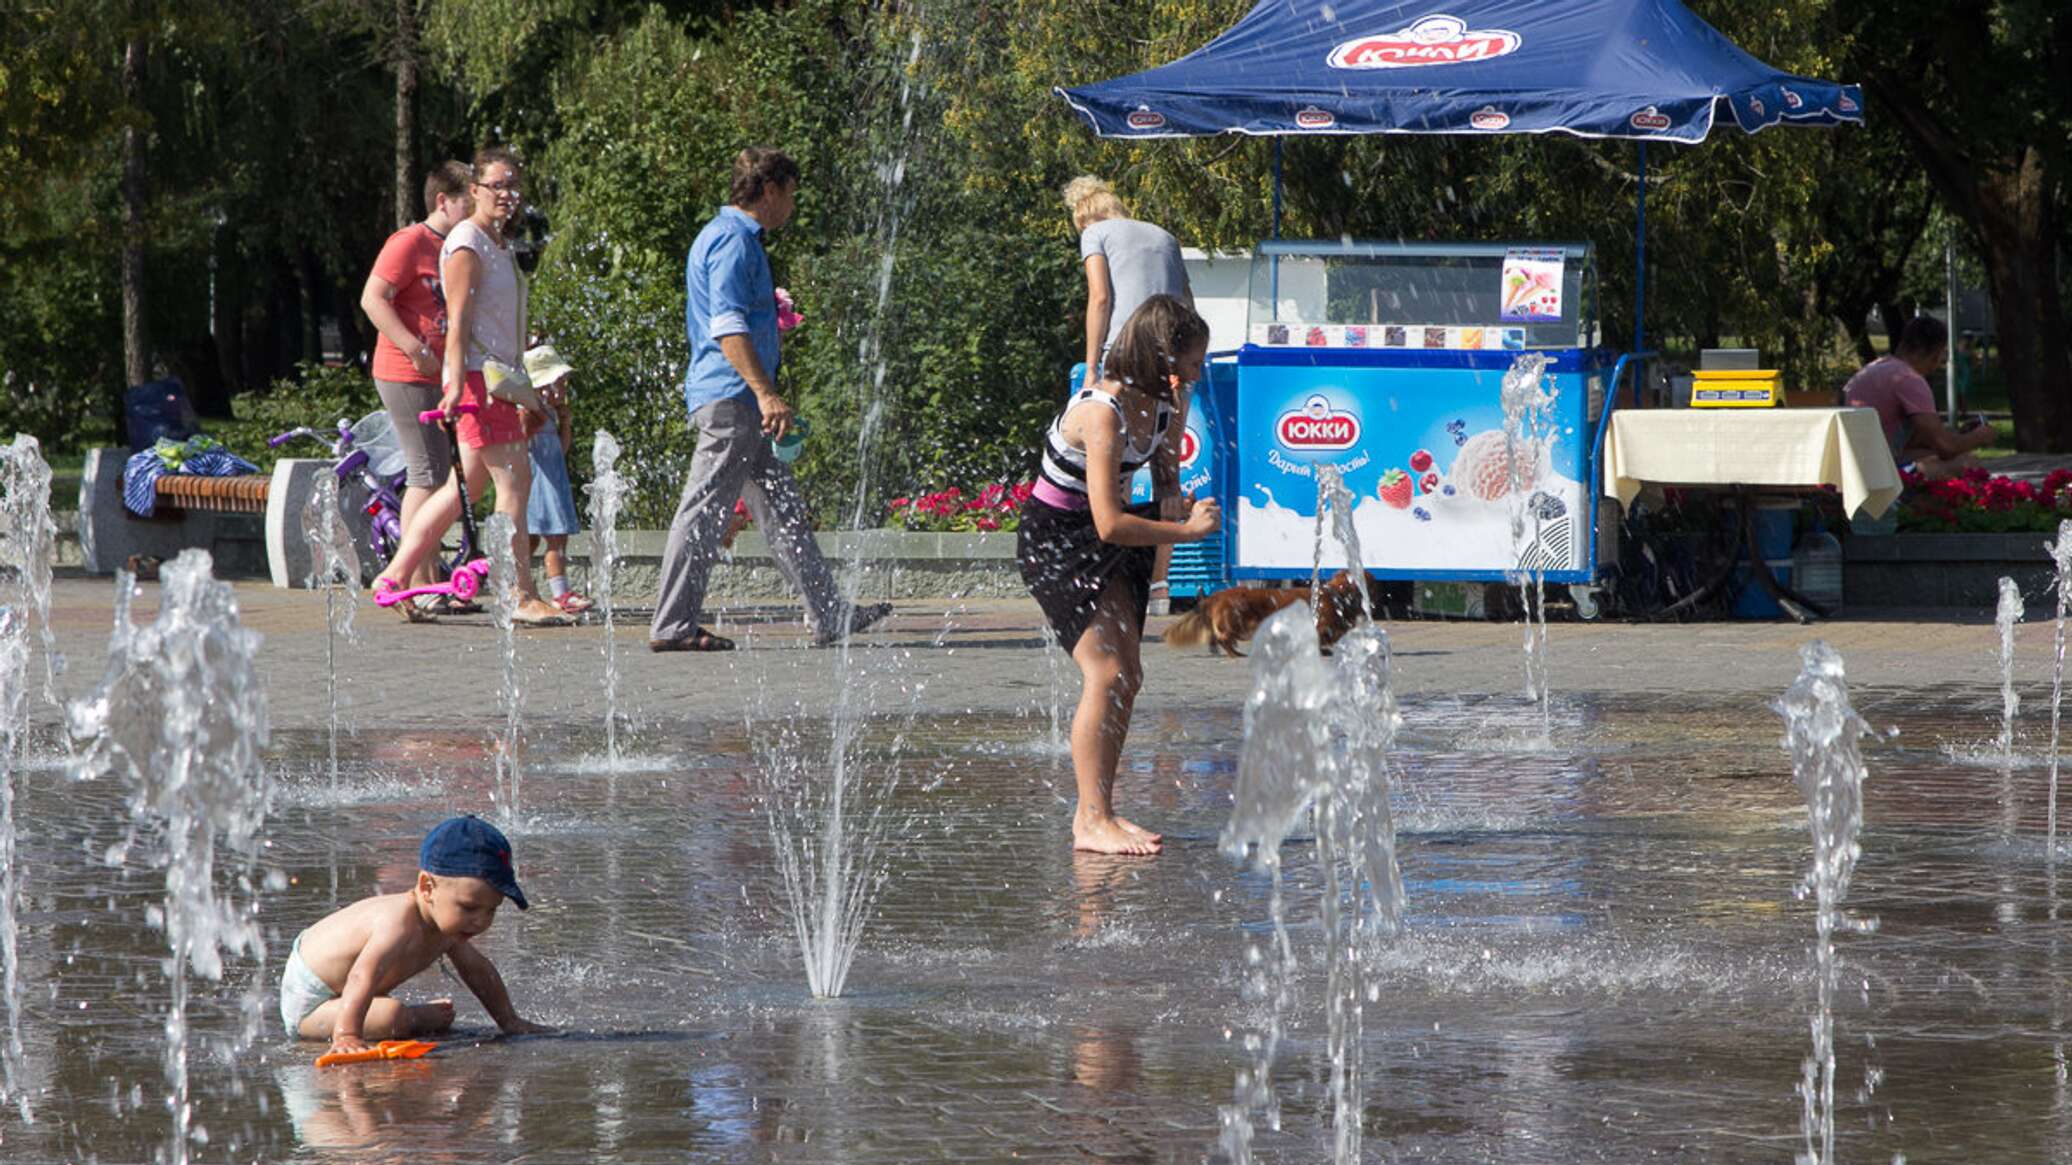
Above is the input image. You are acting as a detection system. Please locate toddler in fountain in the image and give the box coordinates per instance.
[280,816,551,1053]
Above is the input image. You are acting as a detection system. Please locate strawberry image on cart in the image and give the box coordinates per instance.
[1378,468,1414,509]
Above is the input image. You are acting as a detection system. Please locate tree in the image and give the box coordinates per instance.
[120,32,147,387]
[1842,0,2071,448]
[393,0,421,230]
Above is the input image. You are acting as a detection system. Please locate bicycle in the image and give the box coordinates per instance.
[269,409,476,577]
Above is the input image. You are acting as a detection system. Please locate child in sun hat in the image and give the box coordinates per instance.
[281,815,551,1054]
[521,342,593,613]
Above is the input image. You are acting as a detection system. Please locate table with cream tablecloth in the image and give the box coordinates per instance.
[1601,407,1902,519]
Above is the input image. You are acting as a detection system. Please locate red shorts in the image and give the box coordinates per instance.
[456,371,527,449]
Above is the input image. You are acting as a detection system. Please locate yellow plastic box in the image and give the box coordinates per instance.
[1690,368,1783,408]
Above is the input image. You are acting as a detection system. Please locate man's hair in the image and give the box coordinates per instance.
[1104,294,1209,405]
[472,145,525,184]
[729,147,799,206]
[422,160,472,216]
[1062,175,1127,234]
[1896,314,1948,358]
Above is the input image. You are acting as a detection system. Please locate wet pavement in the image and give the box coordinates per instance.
[5,576,2072,1162]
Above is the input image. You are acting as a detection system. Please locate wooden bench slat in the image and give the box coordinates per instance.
[153,474,272,513]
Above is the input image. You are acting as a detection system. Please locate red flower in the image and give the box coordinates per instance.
[974,516,1001,532]
[889,497,910,510]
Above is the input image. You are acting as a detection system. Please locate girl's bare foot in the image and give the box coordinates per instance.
[1114,816,1163,843]
[1074,812,1162,855]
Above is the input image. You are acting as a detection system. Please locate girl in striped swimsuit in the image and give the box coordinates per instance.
[1017,294,1221,855]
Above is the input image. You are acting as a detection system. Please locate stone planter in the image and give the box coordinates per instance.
[1842,531,2056,609]
[562,528,1023,601]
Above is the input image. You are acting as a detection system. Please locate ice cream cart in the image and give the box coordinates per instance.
[1230,240,1612,584]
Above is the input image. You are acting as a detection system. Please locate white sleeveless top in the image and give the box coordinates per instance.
[440,220,522,371]
[1038,387,1173,499]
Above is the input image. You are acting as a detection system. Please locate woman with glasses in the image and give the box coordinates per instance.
[372,146,567,625]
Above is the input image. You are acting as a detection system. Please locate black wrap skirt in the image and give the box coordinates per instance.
[1017,498,1156,653]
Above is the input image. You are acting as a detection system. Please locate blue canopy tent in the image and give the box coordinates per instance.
[1055,0,1864,352]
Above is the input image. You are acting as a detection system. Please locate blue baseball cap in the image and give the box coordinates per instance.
[419,816,529,910]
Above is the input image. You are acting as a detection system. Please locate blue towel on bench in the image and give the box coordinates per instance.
[122,437,261,518]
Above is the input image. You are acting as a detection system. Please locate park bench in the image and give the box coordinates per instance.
[149,473,273,515]
[77,449,362,586]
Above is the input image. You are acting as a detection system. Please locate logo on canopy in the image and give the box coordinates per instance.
[1782,88,1804,110]
[1125,106,1166,131]
[1277,395,1361,451]
[1837,93,1859,114]
[1469,106,1511,130]
[1327,14,1522,70]
[1628,106,1673,132]
[1295,106,1336,129]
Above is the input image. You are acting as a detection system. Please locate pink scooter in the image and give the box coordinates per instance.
[372,405,494,608]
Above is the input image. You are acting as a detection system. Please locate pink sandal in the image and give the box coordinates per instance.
[554,591,595,615]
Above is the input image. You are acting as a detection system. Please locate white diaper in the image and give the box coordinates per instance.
[278,936,338,1037]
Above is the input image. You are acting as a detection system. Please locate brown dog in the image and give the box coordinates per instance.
[1161,570,1365,657]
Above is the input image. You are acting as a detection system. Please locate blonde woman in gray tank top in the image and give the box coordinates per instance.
[1064,176,1197,614]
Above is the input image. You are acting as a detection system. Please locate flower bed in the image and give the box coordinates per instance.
[1895,467,2072,534]
[886,481,1035,533]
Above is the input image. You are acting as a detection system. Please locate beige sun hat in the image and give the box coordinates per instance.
[522,343,575,388]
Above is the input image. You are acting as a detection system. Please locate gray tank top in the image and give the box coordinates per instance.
[1080,217,1190,356]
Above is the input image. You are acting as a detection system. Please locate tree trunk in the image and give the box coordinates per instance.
[121,36,149,388]
[393,0,419,230]
[211,220,243,392]
[1874,298,1907,352]
[297,247,322,365]
[1976,157,2071,450]
[1868,75,2072,451]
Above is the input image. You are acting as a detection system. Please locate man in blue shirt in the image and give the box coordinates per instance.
[649,148,892,651]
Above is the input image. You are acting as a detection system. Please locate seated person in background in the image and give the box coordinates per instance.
[1844,315,1993,481]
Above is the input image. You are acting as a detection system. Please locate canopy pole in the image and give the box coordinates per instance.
[1270,138,1284,315]
[1633,141,1647,355]
[1272,139,1283,239]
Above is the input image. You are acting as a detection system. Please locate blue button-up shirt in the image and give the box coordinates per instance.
[681,205,780,416]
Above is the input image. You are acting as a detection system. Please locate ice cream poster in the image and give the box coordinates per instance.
[1500,248,1565,322]
[1233,361,1594,580]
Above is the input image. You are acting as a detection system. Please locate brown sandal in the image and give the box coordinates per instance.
[374,579,437,623]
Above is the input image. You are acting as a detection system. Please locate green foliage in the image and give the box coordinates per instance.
[212,363,383,472]
[6,0,2067,504]
[531,0,1071,526]
[0,195,123,448]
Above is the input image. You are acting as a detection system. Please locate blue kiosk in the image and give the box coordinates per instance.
[1228,240,1607,584]
[1057,0,1863,599]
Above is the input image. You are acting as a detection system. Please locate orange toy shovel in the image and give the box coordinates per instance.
[313,1039,439,1068]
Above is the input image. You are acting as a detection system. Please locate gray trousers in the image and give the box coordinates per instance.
[649,394,842,641]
